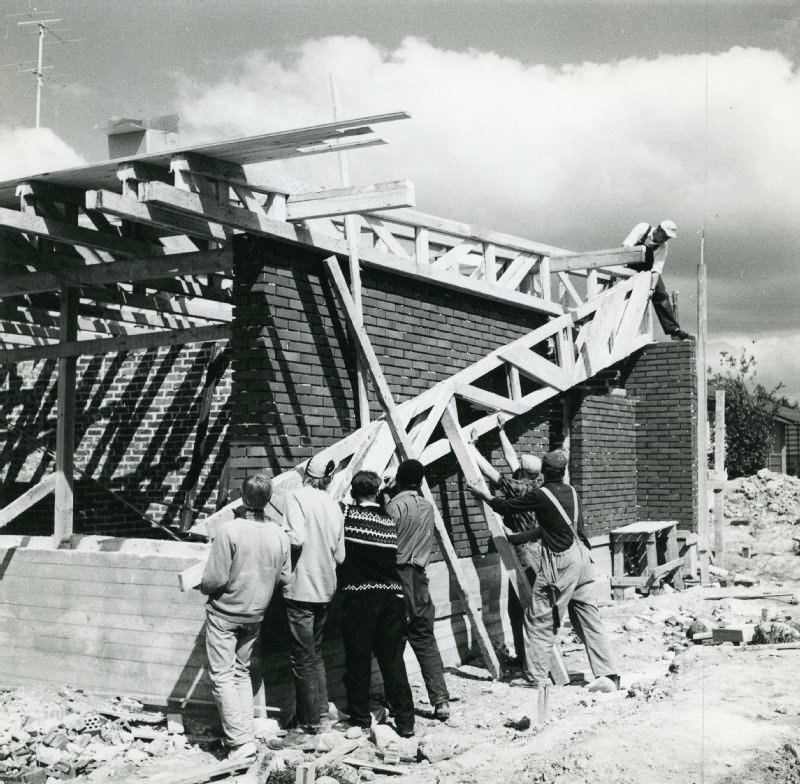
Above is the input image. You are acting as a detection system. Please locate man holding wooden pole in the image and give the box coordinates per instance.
[468,450,619,693]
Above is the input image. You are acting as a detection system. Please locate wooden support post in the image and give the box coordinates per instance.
[54,287,78,544]
[441,402,531,608]
[330,76,369,429]
[714,388,726,571]
[697,239,710,585]
[323,255,502,678]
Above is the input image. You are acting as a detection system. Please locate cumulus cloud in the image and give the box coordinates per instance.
[0,126,86,181]
[173,37,800,389]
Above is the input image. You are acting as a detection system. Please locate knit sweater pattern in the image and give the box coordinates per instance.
[338,503,403,594]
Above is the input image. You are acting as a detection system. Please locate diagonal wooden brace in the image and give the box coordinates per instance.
[323,254,502,679]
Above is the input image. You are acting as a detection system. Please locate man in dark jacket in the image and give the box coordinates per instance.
[468,450,619,692]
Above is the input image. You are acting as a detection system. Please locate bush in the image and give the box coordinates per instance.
[711,351,782,478]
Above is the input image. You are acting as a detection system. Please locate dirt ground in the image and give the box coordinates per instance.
[3,470,800,784]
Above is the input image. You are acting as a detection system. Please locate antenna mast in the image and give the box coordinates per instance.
[8,10,81,128]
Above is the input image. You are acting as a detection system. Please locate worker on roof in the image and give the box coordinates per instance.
[468,450,620,694]
[623,219,691,341]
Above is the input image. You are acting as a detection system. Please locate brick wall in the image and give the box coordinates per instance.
[0,343,230,536]
[621,340,698,531]
[230,236,557,560]
[570,393,638,537]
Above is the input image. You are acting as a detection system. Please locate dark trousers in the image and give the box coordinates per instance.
[651,274,680,335]
[341,592,414,733]
[397,564,449,706]
[285,599,329,729]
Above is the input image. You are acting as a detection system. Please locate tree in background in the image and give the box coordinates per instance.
[710,350,784,478]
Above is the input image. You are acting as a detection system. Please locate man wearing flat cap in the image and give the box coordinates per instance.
[623,220,691,341]
[468,450,619,693]
[386,459,451,720]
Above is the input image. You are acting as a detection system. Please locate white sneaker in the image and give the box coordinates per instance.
[227,740,257,761]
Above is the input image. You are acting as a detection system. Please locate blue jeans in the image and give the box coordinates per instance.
[285,599,329,729]
[204,609,260,747]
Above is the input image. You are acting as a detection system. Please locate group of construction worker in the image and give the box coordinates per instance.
[198,446,619,760]
[199,457,450,760]
[197,218,685,759]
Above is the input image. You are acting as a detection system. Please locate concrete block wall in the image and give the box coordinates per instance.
[0,344,231,537]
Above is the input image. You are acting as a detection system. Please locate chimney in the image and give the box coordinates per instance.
[104,114,179,159]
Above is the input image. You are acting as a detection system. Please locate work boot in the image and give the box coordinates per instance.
[433,701,450,720]
[227,740,257,761]
[669,329,693,341]
[508,676,539,689]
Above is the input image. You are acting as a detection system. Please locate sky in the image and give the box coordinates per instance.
[1,0,799,399]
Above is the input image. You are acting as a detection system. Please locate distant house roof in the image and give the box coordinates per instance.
[776,405,800,425]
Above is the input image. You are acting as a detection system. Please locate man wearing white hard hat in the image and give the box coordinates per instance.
[623,220,691,341]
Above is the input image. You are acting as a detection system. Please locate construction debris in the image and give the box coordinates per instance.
[726,470,800,528]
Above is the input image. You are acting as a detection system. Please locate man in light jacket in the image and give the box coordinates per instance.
[282,452,346,734]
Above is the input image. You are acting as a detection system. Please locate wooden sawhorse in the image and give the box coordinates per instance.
[610,520,684,600]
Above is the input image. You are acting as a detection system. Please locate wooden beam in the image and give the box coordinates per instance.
[69,288,232,323]
[714,389,726,571]
[54,287,78,544]
[140,182,562,317]
[0,323,230,363]
[453,383,527,416]
[322,254,502,679]
[0,248,231,298]
[286,180,415,221]
[497,345,572,391]
[440,401,531,608]
[0,207,159,258]
[0,473,57,529]
[549,247,644,273]
[86,190,229,242]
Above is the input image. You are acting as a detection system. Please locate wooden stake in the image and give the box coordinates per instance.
[714,388,726,571]
[697,235,710,585]
[54,287,77,545]
[323,255,502,678]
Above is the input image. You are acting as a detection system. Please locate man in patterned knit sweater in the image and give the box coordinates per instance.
[338,470,415,737]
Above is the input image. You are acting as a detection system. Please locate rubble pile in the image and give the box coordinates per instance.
[0,687,188,783]
[726,469,800,528]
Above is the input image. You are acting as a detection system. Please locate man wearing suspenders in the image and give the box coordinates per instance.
[468,450,619,693]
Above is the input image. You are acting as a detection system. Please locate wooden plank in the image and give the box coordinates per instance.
[556,272,584,307]
[141,181,562,317]
[549,247,644,273]
[497,254,537,290]
[323,255,502,679]
[431,240,483,272]
[497,345,572,391]
[714,388,726,570]
[54,287,78,544]
[86,189,228,241]
[0,323,231,363]
[609,272,651,362]
[0,248,231,298]
[440,401,531,610]
[453,383,527,416]
[0,206,159,257]
[286,180,415,220]
[0,474,56,529]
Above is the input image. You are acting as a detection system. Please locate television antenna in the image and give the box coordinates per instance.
[5,9,83,128]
